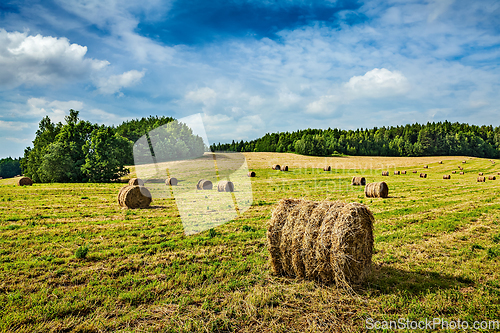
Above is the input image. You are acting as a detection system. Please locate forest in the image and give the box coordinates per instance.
[210,121,500,158]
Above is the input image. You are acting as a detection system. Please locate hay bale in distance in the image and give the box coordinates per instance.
[420,173,427,178]
[280,165,289,171]
[17,177,33,186]
[352,176,366,186]
[477,176,486,182]
[323,166,331,171]
[196,179,213,190]
[452,171,457,174]
[478,172,483,176]
[364,182,389,198]
[247,171,256,177]
[497,172,500,175]
[217,180,234,192]
[412,170,417,173]
[381,171,389,176]
[401,171,407,174]
[462,160,467,164]
[118,185,152,208]
[460,171,464,175]
[488,176,496,180]
[394,171,400,175]
[165,177,178,186]
[439,161,443,164]
[423,165,428,169]
[267,198,374,285]
[272,164,281,170]
[128,178,144,186]
[459,167,463,170]
[443,175,451,179]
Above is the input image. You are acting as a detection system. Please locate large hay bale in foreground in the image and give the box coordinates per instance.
[443,175,451,179]
[118,185,152,209]
[247,171,256,177]
[478,172,483,176]
[217,180,234,192]
[17,177,33,186]
[272,164,280,170]
[352,176,366,186]
[267,199,374,285]
[128,178,144,186]
[196,179,213,190]
[165,177,178,186]
[420,173,427,178]
[477,176,486,182]
[394,171,400,175]
[364,182,389,198]
[381,171,389,176]
[489,176,496,180]
[323,166,331,171]
[280,165,289,171]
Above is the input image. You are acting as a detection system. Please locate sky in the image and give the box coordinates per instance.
[0,0,499,158]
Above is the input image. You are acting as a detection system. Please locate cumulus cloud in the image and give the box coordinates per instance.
[344,68,410,98]
[96,69,146,95]
[0,29,109,89]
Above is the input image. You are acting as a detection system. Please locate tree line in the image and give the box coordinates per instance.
[210,121,500,158]
[0,157,22,179]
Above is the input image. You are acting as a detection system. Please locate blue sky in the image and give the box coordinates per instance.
[0,0,499,158]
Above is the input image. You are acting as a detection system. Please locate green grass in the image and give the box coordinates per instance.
[0,155,499,332]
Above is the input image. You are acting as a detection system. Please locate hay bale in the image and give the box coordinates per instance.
[462,160,467,164]
[452,171,457,174]
[439,161,443,164]
[323,166,331,171]
[247,171,256,177]
[128,178,144,186]
[381,171,389,176]
[477,176,486,182]
[412,170,417,173]
[217,180,234,192]
[420,173,427,178]
[443,175,451,179]
[17,177,33,186]
[352,176,366,186]
[394,171,400,175]
[460,167,463,170]
[489,176,496,180]
[478,172,483,176]
[460,171,464,175]
[280,165,289,171]
[268,198,374,285]
[423,165,428,169]
[401,171,407,174]
[196,179,213,190]
[165,177,178,186]
[118,185,152,208]
[0,177,2,180]
[497,172,500,175]
[272,164,280,170]
[364,182,389,198]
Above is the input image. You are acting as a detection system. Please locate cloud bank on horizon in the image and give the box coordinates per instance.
[0,0,499,157]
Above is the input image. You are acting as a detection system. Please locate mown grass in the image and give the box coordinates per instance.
[0,154,499,332]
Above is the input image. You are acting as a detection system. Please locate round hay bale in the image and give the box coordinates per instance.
[351,176,366,186]
[460,167,463,170]
[272,164,280,170]
[439,161,443,164]
[247,171,256,177]
[443,175,451,179]
[477,176,486,182]
[419,173,427,178]
[17,177,33,186]
[497,172,500,175]
[268,198,373,286]
[394,171,400,175]
[364,182,389,198]
[323,166,331,171]
[460,171,464,175]
[280,165,289,171]
[412,170,417,173]
[488,176,496,180]
[165,177,178,186]
[462,160,466,163]
[401,171,407,174]
[452,170,457,174]
[196,179,213,190]
[423,165,428,169]
[478,172,483,176]
[128,178,144,186]
[381,171,389,176]
[217,180,234,192]
[118,185,152,209]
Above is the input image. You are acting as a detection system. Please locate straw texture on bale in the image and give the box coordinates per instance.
[443,175,451,179]
[478,172,483,176]
[381,171,389,176]
[394,171,400,175]
[267,199,374,286]
[165,177,178,186]
[196,179,213,190]
[272,164,280,170]
[477,176,486,182]
[118,185,152,209]
[128,178,144,186]
[420,173,427,178]
[460,171,464,175]
[323,166,331,171]
[217,180,234,192]
[401,171,407,174]
[489,176,496,180]
[17,177,33,186]
[452,171,457,174]
[280,165,289,171]
[351,176,366,186]
[364,182,389,198]
[247,171,256,177]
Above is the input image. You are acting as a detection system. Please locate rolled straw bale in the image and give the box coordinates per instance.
[247,171,256,177]
[323,166,331,171]
[196,179,213,190]
[352,176,366,186]
[497,172,500,175]
[394,171,400,175]
[412,170,417,173]
[364,182,389,198]
[452,171,457,174]
[462,160,467,163]
[280,165,289,171]
[477,176,486,182]
[439,161,443,164]
[268,198,374,285]
[381,171,389,176]
[424,165,428,169]
[165,177,178,186]
[217,180,234,192]
[460,167,463,170]
[489,176,496,180]
[128,178,144,186]
[118,185,152,209]
[272,164,280,170]
[420,173,427,178]
[478,172,483,176]
[443,175,451,179]
[401,171,407,174]
[460,171,464,175]
[17,177,33,186]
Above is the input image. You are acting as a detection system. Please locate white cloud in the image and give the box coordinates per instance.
[96,69,146,95]
[344,68,410,98]
[0,29,109,88]
[185,87,217,106]
[0,120,32,130]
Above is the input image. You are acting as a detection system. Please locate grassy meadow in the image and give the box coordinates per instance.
[1,153,500,332]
